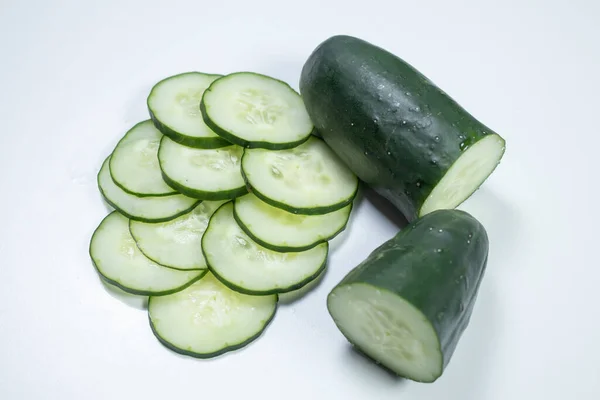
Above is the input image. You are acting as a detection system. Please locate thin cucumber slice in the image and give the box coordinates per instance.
[233,193,352,252]
[148,271,277,358]
[202,202,328,295]
[129,200,225,270]
[200,72,313,149]
[98,156,199,223]
[89,211,205,296]
[241,136,359,214]
[158,136,247,200]
[148,72,231,149]
[109,120,177,197]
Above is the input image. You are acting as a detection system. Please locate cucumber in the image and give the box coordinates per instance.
[158,136,247,200]
[129,200,225,270]
[233,193,352,252]
[202,202,328,295]
[241,136,359,215]
[300,35,506,221]
[200,72,313,149]
[326,209,489,383]
[147,72,231,149]
[89,211,205,296]
[149,271,277,358]
[98,156,200,223]
[109,120,177,197]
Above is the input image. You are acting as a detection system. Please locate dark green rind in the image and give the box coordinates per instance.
[327,209,489,383]
[200,72,313,150]
[300,35,505,221]
[232,198,353,253]
[160,170,248,201]
[148,295,278,359]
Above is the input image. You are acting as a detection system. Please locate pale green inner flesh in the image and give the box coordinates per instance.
[203,73,313,143]
[242,136,358,209]
[234,193,351,248]
[149,72,222,139]
[110,120,175,195]
[420,133,505,216]
[90,212,203,293]
[202,203,328,293]
[129,201,226,270]
[149,272,276,354]
[328,283,442,382]
[159,137,245,192]
[98,157,199,221]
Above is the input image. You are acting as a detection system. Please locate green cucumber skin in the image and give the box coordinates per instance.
[328,209,489,381]
[160,171,248,201]
[300,35,504,221]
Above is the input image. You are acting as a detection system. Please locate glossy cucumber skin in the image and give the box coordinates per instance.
[300,35,501,221]
[329,209,489,377]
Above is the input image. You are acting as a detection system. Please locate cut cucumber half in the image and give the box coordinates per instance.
[148,271,277,358]
[98,156,199,223]
[109,120,177,197]
[241,136,359,214]
[233,193,352,252]
[200,72,313,149]
[148,72,231,149]
[89,211,205,296]
[158,136,247,200]
[202,202,328,295]
[129,200,225,270]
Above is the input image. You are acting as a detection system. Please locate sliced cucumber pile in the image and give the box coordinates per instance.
[90,70,358,358]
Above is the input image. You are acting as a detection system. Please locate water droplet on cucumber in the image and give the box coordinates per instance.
[434,136,440,141]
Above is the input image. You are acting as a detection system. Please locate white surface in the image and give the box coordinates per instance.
[0,0,598,399]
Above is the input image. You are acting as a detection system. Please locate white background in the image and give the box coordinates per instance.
[1,0,599,399]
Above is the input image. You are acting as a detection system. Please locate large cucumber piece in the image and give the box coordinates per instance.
[300,35,506,221]
[327,209,488,383]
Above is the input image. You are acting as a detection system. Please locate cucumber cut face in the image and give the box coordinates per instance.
[201,72,313,149]
[129,200,226,270]
[233,193,352,252]
[109,120,177,197]
[98,156,200,223]
[89,211,205,296]
[419,133,506,216]
[158,136,247,200]
[202,203,328,295]
[148,272,277,358]
[148,72,231,149]
[327,283,442,382]
[241,136,359,214]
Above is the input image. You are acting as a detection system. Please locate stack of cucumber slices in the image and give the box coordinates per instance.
[90,71,359,358]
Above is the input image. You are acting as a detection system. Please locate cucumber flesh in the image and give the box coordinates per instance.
[147,72,230,149]
[241,136,359,214]
[98,156,199,223]
[233,193,352,252]
[158,136,247,200]
[328,283,441,382]
[202,202,328,295]
[148,272,277,358]
[89,211,205,296]
[109,120,176,196]
[129,200,225,270]
[420,133,505,216]
[201,72,313,149]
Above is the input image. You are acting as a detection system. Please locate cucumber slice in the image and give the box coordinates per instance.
[147,72,231,149]
[109,120,177,197]
[200,72,313,149]
[148,271,277,358]
[98,156,199,223]
[158,136,247,200]
[202,202,328,295]
[233,193,352,252]
[89,211,205,296]
[241,136,359,214]
[129,200,225,270]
